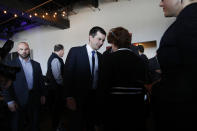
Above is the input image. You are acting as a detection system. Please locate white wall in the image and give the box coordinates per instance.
[0,0,175,74]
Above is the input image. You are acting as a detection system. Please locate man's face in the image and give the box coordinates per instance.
[59,49,64,57]
[159,0,182,17]
[17,43,30,59]
[89,31,106,50]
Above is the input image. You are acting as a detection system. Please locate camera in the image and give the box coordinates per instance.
[0,40,20,90]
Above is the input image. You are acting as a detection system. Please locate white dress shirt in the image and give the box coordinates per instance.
[86,44,99,89]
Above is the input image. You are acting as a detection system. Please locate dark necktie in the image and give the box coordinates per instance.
[92,50,95,78]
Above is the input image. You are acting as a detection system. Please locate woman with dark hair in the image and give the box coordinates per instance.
[99,27,148,131]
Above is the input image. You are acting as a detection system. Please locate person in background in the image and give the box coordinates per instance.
[148,54,162,89]
[64,26,106,131]
[138,45,149,65]
[46,44,64,131]
[156,0,197,130]
[129,43,139,55]
[2,42,45,131]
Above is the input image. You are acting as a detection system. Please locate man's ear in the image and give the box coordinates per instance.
[89,35,93,41]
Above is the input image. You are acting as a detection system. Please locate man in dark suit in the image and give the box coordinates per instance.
[156,0,197,130]
[64,26,106,131]
[2,42,45,131]
[138,45,149,64]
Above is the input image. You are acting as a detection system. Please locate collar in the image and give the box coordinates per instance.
[19,56,31,63]
[117,48,133,52]
[86,44,96,55]
[52,52,60,58]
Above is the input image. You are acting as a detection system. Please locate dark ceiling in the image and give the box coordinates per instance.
[0,0,99,40]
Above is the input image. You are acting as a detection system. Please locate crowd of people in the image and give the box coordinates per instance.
[0,0,196,131]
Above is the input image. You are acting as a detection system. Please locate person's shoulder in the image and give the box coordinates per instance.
[141,54,148,59]
[97,51,102,55]
[70,45,86,51]
[8,57,19,66]
[31,59,40,66]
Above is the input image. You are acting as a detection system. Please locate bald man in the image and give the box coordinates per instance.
[155,0,197,130]
[2,42,45,131]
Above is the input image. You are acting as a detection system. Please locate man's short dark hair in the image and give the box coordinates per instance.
[138,45,144,53]
[54,44,64,52]
[89,26,106,37]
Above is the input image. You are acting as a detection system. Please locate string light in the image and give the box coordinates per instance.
[1,9,67,17]
[1,9,68,22]
[0,0,71,26]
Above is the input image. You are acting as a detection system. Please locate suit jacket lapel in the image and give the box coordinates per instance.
[16,57,29,89]
[30,60,35,89]
[97,52,102,70]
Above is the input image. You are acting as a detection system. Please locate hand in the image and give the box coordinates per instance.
[66,97,77,111]
[8,101,18,112]
[40,96,46,105]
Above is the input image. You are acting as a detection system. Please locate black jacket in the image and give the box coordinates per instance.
[100,49,147,95]
[157,3,197,103]
[64,45,102,98]
[46,53,64,87]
